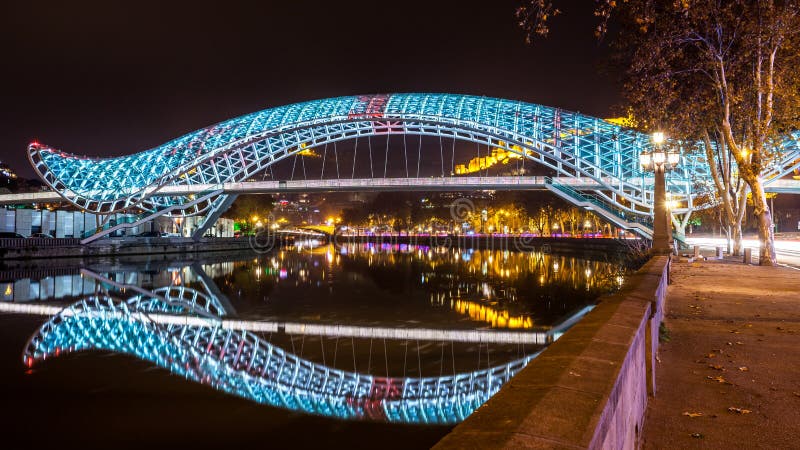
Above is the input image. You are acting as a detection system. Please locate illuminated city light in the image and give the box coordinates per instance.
[453,299,534,329]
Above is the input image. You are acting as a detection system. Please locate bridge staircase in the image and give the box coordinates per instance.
[544,177,654,239]
[80,189,223,244]
[762,138,800,184]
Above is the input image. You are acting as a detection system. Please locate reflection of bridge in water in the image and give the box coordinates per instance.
[2,244,617,334]
[4,246,612,423]
[21,287,551,424]
[1,292,591,345]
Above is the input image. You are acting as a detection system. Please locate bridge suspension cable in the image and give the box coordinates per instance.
[335,140,341,179]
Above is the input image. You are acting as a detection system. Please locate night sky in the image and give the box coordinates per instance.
[0,0,619,178]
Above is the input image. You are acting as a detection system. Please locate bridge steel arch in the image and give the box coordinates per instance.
[28,96,701,207]
[27,93,799,239]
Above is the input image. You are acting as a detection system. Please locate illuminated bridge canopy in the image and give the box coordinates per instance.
[28,93,800,239]
[29,94,715,214]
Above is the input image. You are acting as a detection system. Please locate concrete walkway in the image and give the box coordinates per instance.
[643,259,800,448]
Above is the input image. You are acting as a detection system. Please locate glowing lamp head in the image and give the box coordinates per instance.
[639,153,652,168]
[652,151,666,165]
[667,151,680,166]
[652,131,666,145]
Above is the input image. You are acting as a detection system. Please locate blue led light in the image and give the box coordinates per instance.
[26,94,799,226]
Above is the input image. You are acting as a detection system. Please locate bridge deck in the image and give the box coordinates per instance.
[3,176,798,206]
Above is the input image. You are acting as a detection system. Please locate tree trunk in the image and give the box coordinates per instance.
[731,222,743,256]
[724,226,732,254]
[746,177,777,265]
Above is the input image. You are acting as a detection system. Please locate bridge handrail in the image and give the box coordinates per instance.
[0,237,82,248]
[545,177,653,226]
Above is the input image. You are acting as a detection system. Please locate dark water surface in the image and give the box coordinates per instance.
[0,244,625,448]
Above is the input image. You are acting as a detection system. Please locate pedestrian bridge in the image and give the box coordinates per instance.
[19,93,800,241]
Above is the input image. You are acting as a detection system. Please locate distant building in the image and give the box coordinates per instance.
[0,160,18,188]
[0,208,233,238]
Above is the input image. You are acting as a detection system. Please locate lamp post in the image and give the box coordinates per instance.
[639,132,680,254]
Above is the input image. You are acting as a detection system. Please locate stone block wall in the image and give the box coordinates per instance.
[435,256,670,450]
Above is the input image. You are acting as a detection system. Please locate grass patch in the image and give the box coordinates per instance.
[659,322,671,343]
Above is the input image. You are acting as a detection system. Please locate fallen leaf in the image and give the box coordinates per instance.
[690,433,704,439]
[708,364,724,371]
[707,375,732,384]
[707,353,716,358]
[728,407,751,414]
[738,366,749,372]
[736,341,744,345]
[683,412,704,418]
[726,342,733,346]
[568,371,581,377]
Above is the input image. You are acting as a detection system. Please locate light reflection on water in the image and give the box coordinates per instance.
[210,243,624,329]
[3,245,624,425]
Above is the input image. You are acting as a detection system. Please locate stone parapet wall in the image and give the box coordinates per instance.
[435,256,670,449]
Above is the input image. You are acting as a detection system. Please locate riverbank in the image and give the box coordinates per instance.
[0,249,263,276]
[434,256,670,449]
[0,235,640,261]
[336,235,639,259]
[0,237,258,260]
[642,258,800,448]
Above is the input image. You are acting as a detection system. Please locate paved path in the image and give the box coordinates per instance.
[686,237,800,269]
[643,259,800,448]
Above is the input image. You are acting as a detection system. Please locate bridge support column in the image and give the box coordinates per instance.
[192,194,238,241]
[191,262,236,315]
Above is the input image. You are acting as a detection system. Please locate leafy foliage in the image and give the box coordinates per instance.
[517,0,800,264]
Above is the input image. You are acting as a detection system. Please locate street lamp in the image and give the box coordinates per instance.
[639,132,681,254]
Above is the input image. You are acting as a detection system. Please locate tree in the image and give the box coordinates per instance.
[518,0,800,265]
[702,130,749,255]
[223,194,273,231]
[342,207,369,226]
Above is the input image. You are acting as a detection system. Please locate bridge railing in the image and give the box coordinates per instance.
[545,178,653,227]
[0,238,82,248]
[81,215,143,239]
